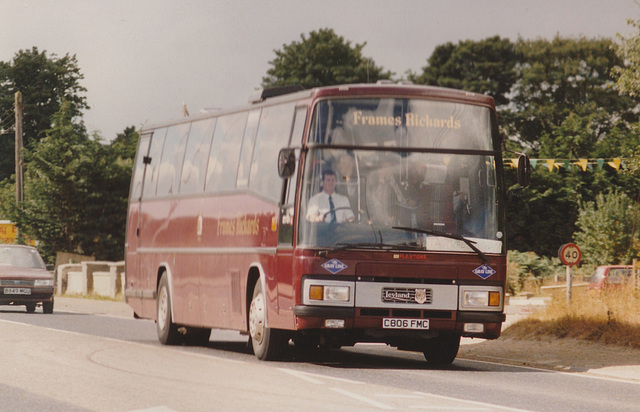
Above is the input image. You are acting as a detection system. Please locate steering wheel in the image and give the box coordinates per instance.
[321,207,354,222]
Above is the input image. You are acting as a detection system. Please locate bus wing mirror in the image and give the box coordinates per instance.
[517,154,531,187]
[278,148,296,178]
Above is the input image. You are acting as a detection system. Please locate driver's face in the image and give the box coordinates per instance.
[323,174,336,194]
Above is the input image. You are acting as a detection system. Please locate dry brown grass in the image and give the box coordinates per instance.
[503,285,640,349]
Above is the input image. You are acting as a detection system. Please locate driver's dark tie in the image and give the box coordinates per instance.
[328,195,336,222]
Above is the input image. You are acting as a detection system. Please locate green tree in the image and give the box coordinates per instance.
[0,47,88,181]
[110,126,139,160]
[504,36,636,151]
[613,16,640,179]
[574,191,640,265]
[262,28,392,88]
[503,37,639,256]
[413,35,640,256]
[0,103,130,262]
[613,17,640,97]
[409,36,517,106]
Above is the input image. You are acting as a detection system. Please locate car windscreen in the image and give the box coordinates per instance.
[0,247,46,269]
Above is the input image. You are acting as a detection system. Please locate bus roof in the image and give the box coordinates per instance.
[140,83,495,133]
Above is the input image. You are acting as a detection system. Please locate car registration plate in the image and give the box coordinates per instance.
[383,318,429,330]
[4,287,31,295]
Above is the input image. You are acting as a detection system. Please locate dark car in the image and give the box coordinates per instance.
[587,265,634,295]
[0,245,54,313]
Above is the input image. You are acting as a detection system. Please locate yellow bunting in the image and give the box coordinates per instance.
[503,158,623,173]
[608,158,621,170]
[577,159,589,171]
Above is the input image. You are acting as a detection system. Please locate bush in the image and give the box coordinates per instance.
[504,285,640,348]
[507,250,563,295]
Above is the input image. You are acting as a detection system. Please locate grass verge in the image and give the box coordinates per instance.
[503,286,640,349]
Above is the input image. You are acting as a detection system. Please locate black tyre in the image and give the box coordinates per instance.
[423,334,461,366]
[25,303,36,313]
[156,273,182,345]
[43,300,54,314]
[249,280,286,360]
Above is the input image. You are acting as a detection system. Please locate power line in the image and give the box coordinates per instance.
[0,118,15,134]
[0,108,15,123]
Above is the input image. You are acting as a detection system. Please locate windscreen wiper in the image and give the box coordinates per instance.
[392,226,488,263]
[319,241,423,256]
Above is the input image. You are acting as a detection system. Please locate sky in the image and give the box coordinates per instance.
[1,0,639,141]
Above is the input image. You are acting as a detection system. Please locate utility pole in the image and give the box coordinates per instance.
[15,91,24,203]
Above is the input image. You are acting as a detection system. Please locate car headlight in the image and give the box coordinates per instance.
[34,279,53,286]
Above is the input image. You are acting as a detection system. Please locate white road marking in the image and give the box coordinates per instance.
[277,367,363,385]
[330,387,395,410]
[412,391,532,412]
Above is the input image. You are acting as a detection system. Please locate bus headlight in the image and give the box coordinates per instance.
[309,285,350,301]
[460,287,502,310]
[303,279,354,306]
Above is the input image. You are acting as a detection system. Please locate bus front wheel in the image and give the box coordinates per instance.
[157,273,181,345]
[249,281,285,360]
[423,334,460,366]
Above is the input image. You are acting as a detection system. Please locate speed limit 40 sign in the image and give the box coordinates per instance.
[558,243,581,266]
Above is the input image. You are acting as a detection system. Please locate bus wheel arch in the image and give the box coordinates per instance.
[247,270,286,360]
[156,270,181,345]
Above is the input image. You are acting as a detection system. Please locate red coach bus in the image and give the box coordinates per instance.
[125,83,528,364]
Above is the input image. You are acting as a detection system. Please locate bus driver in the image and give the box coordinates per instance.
[306,169,355,223]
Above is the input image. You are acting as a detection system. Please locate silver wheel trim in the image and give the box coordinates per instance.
[249,292,265,344]
[158,285,169,331]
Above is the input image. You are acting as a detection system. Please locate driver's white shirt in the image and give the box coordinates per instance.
[306,191,354,223]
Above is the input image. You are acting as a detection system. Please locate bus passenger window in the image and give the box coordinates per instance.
[180,119,215,194]
[236,109,261,188]
[142,127,168,198]
[205,112,247,193]
[130,133,152,200]
[249,103,295,201]
[156,123,190,197]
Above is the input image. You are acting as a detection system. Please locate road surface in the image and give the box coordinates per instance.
[0,301,638,411]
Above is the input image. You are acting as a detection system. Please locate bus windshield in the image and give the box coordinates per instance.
[299,98,502,254]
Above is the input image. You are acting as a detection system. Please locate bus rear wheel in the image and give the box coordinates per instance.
[157,273,181,345]
[249,281,286,360]
[423,334,460,366]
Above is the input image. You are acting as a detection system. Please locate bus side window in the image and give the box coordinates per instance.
[205,112,247,193]
[249,103,295,201]
[180,118,216,194]
[142,128,168,199]
[278,107,306,245]
[130,132,152,201]
[236,109,261,188]
[156,123,190,196]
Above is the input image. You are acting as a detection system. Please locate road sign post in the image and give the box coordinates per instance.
[558,243,581,304]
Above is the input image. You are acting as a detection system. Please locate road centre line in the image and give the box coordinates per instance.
[412,391,531,412]
[277,367,363,385]
[0,317,245,366]
[330,387,395,410]
[408,407,491,411]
